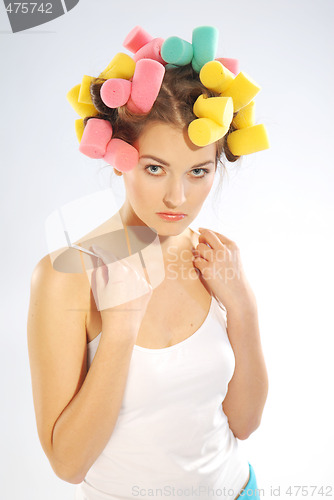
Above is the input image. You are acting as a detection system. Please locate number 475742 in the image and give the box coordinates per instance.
[5,3,53,14]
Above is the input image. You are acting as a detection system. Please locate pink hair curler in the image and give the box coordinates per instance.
[215,57,239,76]
[133,38,166,65]
[123,25,154,54]
[103,138,139,172]
[79,118,113,158]
[100,78,132,108]
[126,58,165,114]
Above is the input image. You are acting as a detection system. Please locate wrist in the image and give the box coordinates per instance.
[225,293,258,317]
[101,312,141,340]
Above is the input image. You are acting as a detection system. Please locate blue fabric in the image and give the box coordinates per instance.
[236,463,259,498]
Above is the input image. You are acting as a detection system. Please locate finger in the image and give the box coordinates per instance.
[195,243,214,262]
[199,228,235,247]
[192,254,206,274]
[198,229,224,250]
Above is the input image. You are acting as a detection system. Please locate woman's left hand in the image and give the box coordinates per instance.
[192,228,257,312]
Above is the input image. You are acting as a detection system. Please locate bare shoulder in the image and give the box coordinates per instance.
[29,252,91,329]
[30,252,89,305]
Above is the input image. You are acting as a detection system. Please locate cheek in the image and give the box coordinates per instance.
[192,175,215,200]
[124,174,153,205]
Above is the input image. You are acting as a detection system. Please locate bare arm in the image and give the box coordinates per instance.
[27,254,143,484]
[192,228,268,440]
[222,300,269,440]
[52,330,136,483]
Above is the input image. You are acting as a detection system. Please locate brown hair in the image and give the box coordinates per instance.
[84,63,240,172]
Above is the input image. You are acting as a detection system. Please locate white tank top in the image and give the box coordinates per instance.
[75,293,250,500]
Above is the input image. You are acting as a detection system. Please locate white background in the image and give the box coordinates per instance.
[1,0,334,498]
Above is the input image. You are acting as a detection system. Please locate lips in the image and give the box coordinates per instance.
[156,213,187,222]
[157,212,187,216]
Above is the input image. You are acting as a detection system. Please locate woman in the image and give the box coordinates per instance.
[27,26,269,500]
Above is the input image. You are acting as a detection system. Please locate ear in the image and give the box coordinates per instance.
[113,168,123,176]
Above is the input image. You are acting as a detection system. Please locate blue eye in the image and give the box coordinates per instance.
[145,165,210,178]
[191,168,210,178]
[145,165,162,175]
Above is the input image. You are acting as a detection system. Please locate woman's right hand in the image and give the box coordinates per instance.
[86,244,153,337]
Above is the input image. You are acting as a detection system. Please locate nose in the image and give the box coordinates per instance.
[163,178,187,209]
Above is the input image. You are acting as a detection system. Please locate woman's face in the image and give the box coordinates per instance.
[118,121,217,236]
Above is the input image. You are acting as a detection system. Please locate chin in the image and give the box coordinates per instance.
[155,219,191,236]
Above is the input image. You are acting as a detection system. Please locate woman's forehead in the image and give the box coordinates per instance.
[136,121,216,161]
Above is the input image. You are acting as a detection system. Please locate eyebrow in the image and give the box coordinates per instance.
[139,155,215,169]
